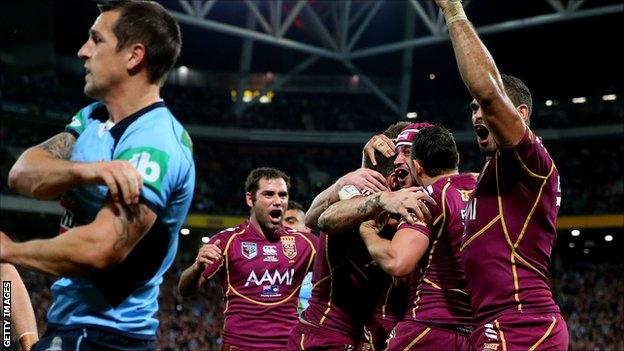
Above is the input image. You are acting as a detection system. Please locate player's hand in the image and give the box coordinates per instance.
[379,187,436,224]
[337,168,388,195]
[195,239,222,269]
[435,0,460,10]
[75,161,144,205]
[359,218,384,239]
[362,134,396,166]
[0,231,15,263]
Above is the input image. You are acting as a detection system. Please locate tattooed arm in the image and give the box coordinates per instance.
[8,132,143,204]
[317,187,436,235]
[0,198,156,277]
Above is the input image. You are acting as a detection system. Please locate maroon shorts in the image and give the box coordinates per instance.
[358,316,400,351]
[471,313,568,351]
[286,322,356,351]
[222,342,283,351]
[385,320,472,351]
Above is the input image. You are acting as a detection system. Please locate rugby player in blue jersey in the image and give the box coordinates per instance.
[1,1,195,350]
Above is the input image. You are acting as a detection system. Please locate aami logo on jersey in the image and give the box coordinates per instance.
[261,284,281,297]
[244,268,295,287]
[241,242,258,259]
[116,147,170,192]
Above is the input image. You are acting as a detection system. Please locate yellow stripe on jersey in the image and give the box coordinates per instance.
[412,182,450,319]
[403,327,431,351]
[513,251,547,279]
[528,316,557,351]
[320,237,333,325]
[495,320,508,351]
[460,214,501,252]
[514,164,555,248]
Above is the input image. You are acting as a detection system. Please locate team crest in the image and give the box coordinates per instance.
[458,189,474,201]
[241,242,257,259]
[280,236,297,259]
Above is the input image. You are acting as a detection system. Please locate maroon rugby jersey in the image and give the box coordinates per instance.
[202,220,317,349]
[398,173,476,326]
[301,226,395,341]
[462,129,562,324]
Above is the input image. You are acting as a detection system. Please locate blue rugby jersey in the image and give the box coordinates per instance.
[48,101,195,338]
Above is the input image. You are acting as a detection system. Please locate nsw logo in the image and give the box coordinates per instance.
[241,242,258,259]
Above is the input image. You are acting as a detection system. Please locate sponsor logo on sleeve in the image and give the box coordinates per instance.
[241,242,258,259]
[280,236,297,259]
[66,109,86,134]
[116,147,170,193]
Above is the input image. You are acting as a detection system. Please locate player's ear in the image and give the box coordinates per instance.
[245,191,254,208]
[517,103,530,124]
[126,43,146,72]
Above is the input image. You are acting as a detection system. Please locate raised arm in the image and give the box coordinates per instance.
[8,132,142,204]
[318,187,435,235]
[305,168,388,231]
[359,219,429,277]
[0,199,156,277]
[437,0,526,147]
[178,240,222,297]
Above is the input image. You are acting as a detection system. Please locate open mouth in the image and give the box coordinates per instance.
[269,209,282,221]
[474,124,490,142]
[395,168,409,180]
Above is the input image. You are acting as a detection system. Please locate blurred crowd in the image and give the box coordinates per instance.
[2,71,622,133]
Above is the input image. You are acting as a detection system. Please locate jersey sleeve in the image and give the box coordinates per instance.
[502,128,555,178]
[64,102,101,138]
[396,187,443,239]
[201,233,228,280]
[112,125,189,215]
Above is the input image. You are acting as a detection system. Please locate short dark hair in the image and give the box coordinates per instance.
[287,201,306,213]
[502,74,533,124]
[363,150,395,177]
[362,121,410,176]
[410,125,459,177]
[98,0,181,85]
[245,167,291,196]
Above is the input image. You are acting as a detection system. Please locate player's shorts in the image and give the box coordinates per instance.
[31,326,156,351]
[286,322,356,351]
[358,316,400,351]
[385,320,472,351]
[470,313,568,351]
[222,342,284,351]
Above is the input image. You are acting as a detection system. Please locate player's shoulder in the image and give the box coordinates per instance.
[126,104,191,149]
[66,102,106,135]
[214,222,248,239]
[115,103,194,172]
[282,227,318,247]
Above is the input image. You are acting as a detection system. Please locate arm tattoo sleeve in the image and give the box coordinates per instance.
[356,194,381,215]
[37,132,76,160]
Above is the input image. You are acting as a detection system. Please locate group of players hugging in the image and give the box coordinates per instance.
[1,1,568,350]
